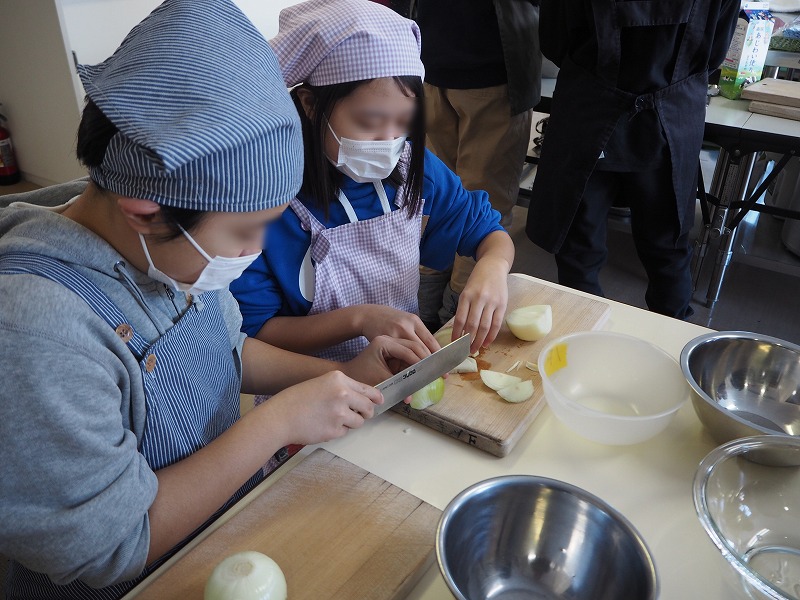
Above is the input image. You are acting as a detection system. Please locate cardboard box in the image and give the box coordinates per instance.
[719,2,775,100]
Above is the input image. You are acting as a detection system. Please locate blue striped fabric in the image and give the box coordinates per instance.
[77,0,303,212]
[137,291,242,470]
[0,254,262,599]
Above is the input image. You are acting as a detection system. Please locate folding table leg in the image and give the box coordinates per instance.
[703,151,757,312]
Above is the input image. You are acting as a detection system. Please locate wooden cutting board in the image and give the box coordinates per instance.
[131,449,441,600]
[741,78,800,108]
[392,274,610,457]
[748,99,800,121]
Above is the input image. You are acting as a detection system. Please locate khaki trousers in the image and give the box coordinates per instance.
[419,83,531,325]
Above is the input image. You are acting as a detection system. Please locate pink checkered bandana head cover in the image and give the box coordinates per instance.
[270,0,424,87]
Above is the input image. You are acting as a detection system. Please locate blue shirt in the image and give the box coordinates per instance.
[231,148,503,337]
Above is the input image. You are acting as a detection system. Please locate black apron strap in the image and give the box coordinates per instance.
[671,0,711,84]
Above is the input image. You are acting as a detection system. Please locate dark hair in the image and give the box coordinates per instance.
[76,98,206,240]
[290,76,425,217]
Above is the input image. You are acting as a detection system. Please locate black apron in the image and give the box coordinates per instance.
[526,0,710,253]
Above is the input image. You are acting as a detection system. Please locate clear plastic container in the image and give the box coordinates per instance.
[537,331,689,445]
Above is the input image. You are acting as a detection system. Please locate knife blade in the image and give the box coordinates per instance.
[373,333,471,416]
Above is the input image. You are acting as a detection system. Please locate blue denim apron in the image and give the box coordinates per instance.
[1,252,262,600]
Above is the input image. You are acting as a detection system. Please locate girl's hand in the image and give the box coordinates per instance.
[356,304,440,352]
[452,257,509,353]
[340,335,431,385]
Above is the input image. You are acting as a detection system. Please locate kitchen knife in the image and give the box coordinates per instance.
[373,333,471,416]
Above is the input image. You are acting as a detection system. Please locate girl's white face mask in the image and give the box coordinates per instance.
[140,226,260,296]
[327,121,406,183]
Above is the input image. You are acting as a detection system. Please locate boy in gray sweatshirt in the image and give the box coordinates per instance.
[0,1,425,598]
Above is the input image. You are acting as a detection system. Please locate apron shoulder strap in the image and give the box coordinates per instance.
[289,198,325,233]
[670,0,713,83]
[0,252,149,355]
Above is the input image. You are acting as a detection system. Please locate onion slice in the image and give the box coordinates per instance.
[480,370,522,391]
[451,357,478,373]
[497,380,534,403]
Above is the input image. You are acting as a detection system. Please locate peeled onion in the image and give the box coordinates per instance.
[410,377,445,410]
[204,551,287,600]
[505,305,553,341]
[480,370,522,391]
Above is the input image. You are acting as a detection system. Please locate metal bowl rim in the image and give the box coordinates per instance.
[435,474,659,600]
[538,331,688,421]
[680,330,800,438]
[692,435,800,600]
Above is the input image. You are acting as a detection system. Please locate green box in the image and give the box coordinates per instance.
[719,2,775,100]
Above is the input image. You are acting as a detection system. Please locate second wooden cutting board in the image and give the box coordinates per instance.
[392,274,610,456]
[741,78,800,108]
[129,449,440,600]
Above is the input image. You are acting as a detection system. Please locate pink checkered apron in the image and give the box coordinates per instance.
[254,175,423,475]
[295,178,423,361]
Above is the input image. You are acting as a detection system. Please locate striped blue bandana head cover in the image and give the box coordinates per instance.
[77,0,302,212]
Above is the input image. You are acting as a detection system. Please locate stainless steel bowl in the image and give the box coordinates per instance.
[681,331,800,444]
[436,476,658,600]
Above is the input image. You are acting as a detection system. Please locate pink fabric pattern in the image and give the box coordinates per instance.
[270,0,424,87]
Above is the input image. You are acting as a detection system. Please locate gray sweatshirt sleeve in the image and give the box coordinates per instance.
[0,277,158,588]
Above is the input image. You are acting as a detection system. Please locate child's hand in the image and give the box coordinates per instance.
[452,257,509,353]
[356,304,440,352]
[268,371,384,444]
[340,335,431,385]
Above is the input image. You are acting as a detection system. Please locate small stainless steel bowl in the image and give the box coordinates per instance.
[436,476,659,600]
[680,331,800,444]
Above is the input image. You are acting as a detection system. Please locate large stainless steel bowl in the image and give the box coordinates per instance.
[436,476,658,600]
[681,331,800,444]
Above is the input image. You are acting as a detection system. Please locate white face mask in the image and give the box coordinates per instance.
[139,226,261,296]
[327,121,406,183]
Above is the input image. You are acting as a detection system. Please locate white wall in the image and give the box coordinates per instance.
[0,0,84,186]
[61,0,304,66]
[0,0,303,185]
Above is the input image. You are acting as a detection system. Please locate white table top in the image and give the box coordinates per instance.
[124,275,752,599]
[310,275,753,600]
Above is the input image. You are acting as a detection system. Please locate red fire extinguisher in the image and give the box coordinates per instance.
[0,105,21,186]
